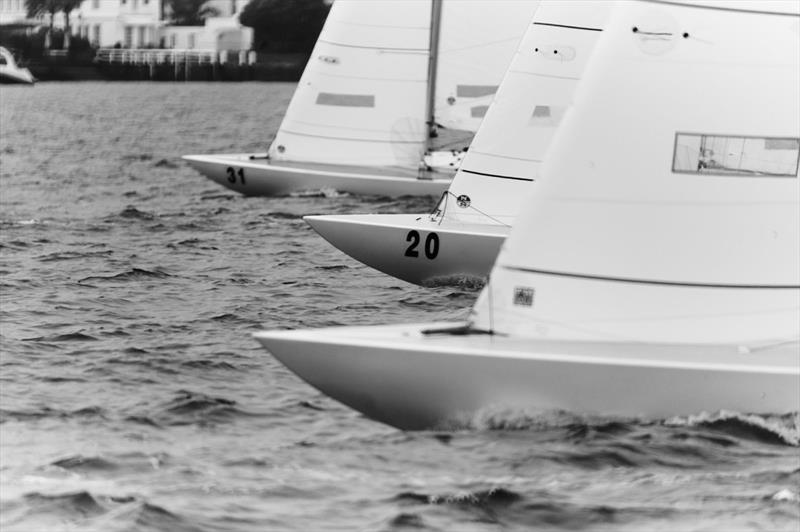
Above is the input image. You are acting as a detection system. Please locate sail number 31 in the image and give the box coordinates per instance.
[405,230,439,259]
[226,167,246,185]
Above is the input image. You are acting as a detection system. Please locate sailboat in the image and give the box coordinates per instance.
[254,0,800,430]
[183,0,539,197]
[305,1,611,285]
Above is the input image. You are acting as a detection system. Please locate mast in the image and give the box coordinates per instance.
[424,0,443,145]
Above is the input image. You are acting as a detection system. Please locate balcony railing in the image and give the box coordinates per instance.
[94,49,255,65]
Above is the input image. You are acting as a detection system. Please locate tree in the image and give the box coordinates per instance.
[166,0,219,26]
[25,0,59,48]
[239,0,330,54]
[61,0,81,49]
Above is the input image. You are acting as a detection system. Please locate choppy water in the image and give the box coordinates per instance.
[0,82,798,532]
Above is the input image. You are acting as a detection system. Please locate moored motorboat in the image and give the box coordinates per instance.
[255,0,800,430]
[0,47,34,85]
[184,0,539,197]
[305,1,610,283]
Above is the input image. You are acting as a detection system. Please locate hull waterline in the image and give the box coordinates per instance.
[254,323,800,430]
[183,154,453,197]
[304,214,508,285]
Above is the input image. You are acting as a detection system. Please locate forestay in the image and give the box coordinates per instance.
[441,1,611,226]
[470,0,800,344]
[267,0,537,169]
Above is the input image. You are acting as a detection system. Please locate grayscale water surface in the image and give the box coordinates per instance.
[1,83,798,532]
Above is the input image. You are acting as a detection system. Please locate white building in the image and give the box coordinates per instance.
[74,0,163,48]
[160,15,252,51]
[1,0,252,51]
[0,0,27,26]
[205,0,247,18]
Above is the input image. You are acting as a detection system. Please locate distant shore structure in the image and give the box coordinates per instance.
[0,0,252,52]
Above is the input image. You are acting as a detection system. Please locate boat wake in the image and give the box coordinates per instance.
[421,274,486,290]
[289,187,348,198]
[460,407,800,446]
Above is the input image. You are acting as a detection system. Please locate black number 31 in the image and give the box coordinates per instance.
[226,167,246,185]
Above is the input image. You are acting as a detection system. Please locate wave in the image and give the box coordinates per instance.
[422,274,486,291]
[22,331,98,342]
[392,487,620,528]
[115,206,156,220]
[51,456,119,472]
[266,211,303,220]
[289,187,347,198]
[464,407,799,446]
[7,492,194,532]
[154,158,179,168]
[78,268,172,284]
[37,250,113,263]
[665,411,799,447]
[0,406,107,424]
[153,390,259,427]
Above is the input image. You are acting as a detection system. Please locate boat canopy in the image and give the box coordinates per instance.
[470,0,800,344]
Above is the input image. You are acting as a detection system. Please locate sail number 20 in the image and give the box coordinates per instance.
[226,167,246,185]
[405,230,439,259]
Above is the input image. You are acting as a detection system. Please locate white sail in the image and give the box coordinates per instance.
[441,1,611,225]
[267,0,431,168]
[267,0,537,169]
[433,1,540,133]
[470,0,800,344]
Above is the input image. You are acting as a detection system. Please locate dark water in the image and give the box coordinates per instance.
[1,82,798,532]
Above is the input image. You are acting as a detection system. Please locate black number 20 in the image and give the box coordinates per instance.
[226,167,246,185]
[405,230,439,259]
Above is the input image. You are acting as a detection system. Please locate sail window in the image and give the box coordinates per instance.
[316,93,375,108]
[530,105,566,127]
[471,105,489,118]
[672,133,800,177]
[456,85,498,98]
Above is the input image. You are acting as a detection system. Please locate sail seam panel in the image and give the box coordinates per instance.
[461,169,534,182]
[640,0,800,17]
[317,39,428,52]
[278,129,424,145]
[503,266,800,289]
[532,22,603,32]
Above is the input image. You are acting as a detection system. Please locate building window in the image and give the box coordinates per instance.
[93,24,101,45]
[124,26,133,47]
[92,0,98,8]
[188,33,196,49]
[673,133,800,178]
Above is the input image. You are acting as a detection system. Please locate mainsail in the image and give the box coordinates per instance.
[470,0,800,344]
[266,0,537,169]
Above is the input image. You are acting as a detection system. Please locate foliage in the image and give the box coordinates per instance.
[239,0,330,53]
[166,0,219,26]
[25,0,59,29]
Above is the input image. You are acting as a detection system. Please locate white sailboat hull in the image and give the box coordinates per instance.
[304,214,508,285]
[254,323,800,430]
[183,154,453,197]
